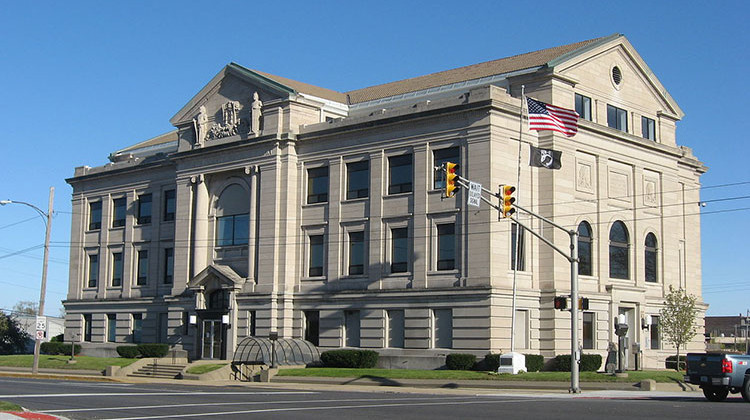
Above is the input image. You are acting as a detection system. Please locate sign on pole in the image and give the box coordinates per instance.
[468,182,482,207]
[36,316,47,333]
[36,330,45,340]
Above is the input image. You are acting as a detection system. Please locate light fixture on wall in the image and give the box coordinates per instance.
[642,314,652,330]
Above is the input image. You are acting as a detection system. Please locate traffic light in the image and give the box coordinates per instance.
[578,297,589,310]
[501,185,516,218]
[554,296,568,310]
[444,162,458,198]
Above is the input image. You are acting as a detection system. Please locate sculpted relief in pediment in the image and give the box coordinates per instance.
[193,92,263,148]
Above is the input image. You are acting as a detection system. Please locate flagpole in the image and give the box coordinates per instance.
[510,86,525,353]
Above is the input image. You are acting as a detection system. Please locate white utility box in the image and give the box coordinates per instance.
[497,352,526,374]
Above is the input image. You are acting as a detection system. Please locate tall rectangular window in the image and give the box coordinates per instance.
[112,197,126,228]
[387,310,405,348]
[307,166,329,204]
[136,194,152,225]
[163,189,176,222]
[308,235,324,277]
[391,227,408,273]
[87,254,99,288]
[437,223,455,271]
[433,147,460,190]
[163,248,174,284]
[641,116,655,140]
[304,310,319,346]
[346,161,369,199]
[344,310,360,347]
[107,314,116,343]
[111,252,123,287]
[575,93,592,121]
[432,308,452,349]
[348,231,365,275]
[89,201,102,230]
[83,314,92,342]
[583,312,595,349]
[511,223,526,271]
[650,315,661,349]
[248,310,257,337]
[136,250,148,286]
[132,313,142,343]
[607,104,628,132]
[216,214,249,246]
[388,154,413,194]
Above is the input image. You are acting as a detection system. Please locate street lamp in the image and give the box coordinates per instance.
[0,187,54,375]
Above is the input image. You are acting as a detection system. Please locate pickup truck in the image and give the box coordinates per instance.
[684,352,750,402]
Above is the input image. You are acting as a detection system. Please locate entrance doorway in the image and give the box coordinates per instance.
[202,320,223,359]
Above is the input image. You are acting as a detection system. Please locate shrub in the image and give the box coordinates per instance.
[116,345,140,358]
[665,355,687,370]
[40,342,81,355]
[50,334,65,343]
[446,353,477,371]
[483,354,501,371]
[524,354,544,372]
[552,354,602,372]
[580,354,602,372]
[320,350,379,368]
[137,343,170,358]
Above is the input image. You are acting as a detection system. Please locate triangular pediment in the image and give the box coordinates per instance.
[549,34,683,120]
[169,63,296,128]
[188,264,243,290]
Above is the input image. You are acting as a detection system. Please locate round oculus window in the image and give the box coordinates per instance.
[612,66,622,86]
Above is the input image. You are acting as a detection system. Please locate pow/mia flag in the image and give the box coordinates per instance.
[529,145,562,169]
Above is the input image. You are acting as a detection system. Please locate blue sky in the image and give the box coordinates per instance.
[0,1,747,318]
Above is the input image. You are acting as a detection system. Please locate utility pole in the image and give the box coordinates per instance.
[0,187,54,375]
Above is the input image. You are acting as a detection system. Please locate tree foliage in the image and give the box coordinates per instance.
[12,301,38,316]
[0,312,31,354]
[659,286,699,370]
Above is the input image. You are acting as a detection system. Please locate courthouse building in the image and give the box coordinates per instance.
[63,34,706,368]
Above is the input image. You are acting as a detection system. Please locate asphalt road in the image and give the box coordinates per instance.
[0,377,748,420]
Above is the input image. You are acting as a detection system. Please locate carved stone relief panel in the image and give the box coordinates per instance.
[576,160,594,194]
[643,169,661,208]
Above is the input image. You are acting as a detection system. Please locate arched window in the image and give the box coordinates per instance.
[577,221,593,276]
[215,184,249,246]
[645,233,658,283]
[609,221,629,279]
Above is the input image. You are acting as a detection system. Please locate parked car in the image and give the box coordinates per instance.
[684,352,750,402]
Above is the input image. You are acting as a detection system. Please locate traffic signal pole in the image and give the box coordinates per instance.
[438,164,581,393]
[513,202,580,393]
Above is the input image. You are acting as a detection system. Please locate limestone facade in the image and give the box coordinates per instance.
[64,34,706,368]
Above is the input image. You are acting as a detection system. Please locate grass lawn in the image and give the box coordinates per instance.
[185,363,227,375]
[0,401,22,411]
[0,355,137,371]
[277,367,685,383]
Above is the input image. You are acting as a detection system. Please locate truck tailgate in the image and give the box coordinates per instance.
[686,353,725,376]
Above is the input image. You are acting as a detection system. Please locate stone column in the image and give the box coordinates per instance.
[192,175,209,277]
[246,166,258,286]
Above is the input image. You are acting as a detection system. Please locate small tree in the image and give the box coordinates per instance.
[12,301,38,316]
[659,286,699,370]
[0,312,31,354]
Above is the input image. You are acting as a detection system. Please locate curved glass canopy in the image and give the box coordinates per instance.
[232,337,320,366]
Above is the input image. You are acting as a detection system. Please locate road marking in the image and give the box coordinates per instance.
[40,396,478,414]
[102,398,551,420]
[0,391,315,398]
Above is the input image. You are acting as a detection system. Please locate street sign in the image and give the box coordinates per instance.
[36,316,47,332]
[36,330,45,340]
[468,182,482,207]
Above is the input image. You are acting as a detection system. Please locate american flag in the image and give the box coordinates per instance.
[526,97,579,137]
